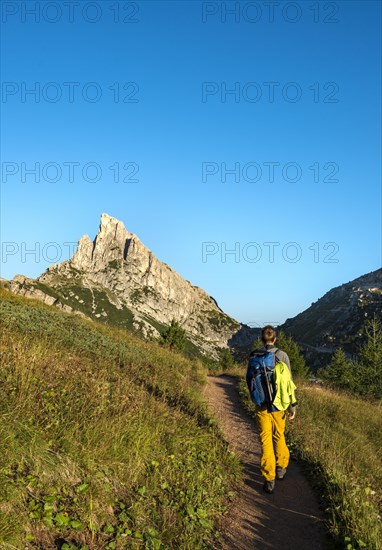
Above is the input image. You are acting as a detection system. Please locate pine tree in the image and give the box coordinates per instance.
[161,319,186,352]
[318,348,355,391]
[251,337,263,352]
[220,349,234,370]
[318,317,382,399]
[356,316,382,399]
[275,331,310,379]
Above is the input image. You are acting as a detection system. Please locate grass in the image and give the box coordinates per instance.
[5,283,380,549]
[53,284,136,331]
[286,385,382,550]
[0,287,240,549]
[15,278,207,360]
[237,373,382,550]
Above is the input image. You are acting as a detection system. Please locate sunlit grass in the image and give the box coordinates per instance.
[0,288,240,549]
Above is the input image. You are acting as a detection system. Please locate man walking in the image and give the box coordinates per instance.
[246,325,297,494]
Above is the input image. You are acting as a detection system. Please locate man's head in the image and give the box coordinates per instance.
[261,325,277,345]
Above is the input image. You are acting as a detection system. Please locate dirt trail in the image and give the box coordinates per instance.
[204,376,330,550]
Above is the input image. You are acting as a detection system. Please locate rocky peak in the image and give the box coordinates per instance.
[71,213,135,271]
[10,213,258,357]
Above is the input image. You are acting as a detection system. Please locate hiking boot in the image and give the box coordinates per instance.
[263,479,275,494]
[276,466,287,480]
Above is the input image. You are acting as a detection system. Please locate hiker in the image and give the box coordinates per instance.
[246,325,297,494]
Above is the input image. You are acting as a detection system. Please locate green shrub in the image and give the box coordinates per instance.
[160,319,186,353]
[318,317,382,400]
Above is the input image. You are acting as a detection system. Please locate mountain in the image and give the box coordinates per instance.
[8,213,258,358]
[281,268,382,364]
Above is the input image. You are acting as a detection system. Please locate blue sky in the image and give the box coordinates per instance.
[1,0,381,326]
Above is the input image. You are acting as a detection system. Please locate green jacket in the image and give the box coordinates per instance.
[273,361,297,411]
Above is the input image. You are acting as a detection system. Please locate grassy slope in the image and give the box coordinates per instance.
[35,279,205,360]
[0,288,239,549]
[287,385,382,550]
[236,374,382,550]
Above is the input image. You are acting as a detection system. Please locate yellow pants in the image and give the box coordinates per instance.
[256,408,290,481]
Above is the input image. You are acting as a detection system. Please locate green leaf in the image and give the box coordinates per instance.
[103,523,115,534]
[199,518,212,529]
[103,482,111,493]
[43,517,54,528]
[119,511,130,523]
[75,483,89,494]
[137,485,146,496]
[71,519,83,530]
[55,512,70,526]
[146,527,158,538]
[186,504,195,516]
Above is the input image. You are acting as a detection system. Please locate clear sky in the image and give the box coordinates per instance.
[1,0,381,327]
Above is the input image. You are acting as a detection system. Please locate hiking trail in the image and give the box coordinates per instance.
[204,375,330,550]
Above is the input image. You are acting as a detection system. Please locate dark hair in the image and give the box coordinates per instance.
[261,325,276,344]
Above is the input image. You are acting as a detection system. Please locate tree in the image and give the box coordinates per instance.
[318,348,355,391]
[317,317,382,400]
[356,316,382,399]
[275,331,310,379]
[220,349,234,370]
[161,319,186,352]
[250,337,263,353]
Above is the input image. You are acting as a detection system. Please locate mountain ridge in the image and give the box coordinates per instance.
[6,213,381,362]
[8,213,258,357]
[281,267,382,363]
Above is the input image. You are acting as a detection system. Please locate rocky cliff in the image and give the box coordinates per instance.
[9,213,258,357]
[281,268,382,362]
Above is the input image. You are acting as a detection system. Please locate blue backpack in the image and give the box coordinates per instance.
[246,349,279,411]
